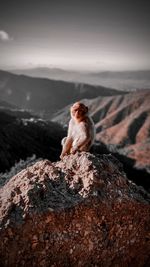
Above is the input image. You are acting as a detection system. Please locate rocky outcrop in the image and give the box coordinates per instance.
[0,152,150,267]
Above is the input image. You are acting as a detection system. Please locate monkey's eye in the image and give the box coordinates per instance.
[73,108,79,113]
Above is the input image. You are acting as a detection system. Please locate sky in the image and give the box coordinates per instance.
[0,0,150,71]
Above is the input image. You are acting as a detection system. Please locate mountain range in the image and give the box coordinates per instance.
[11,67,150,91]
[0,70,125,119]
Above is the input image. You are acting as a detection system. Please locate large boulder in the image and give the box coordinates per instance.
[0,152,150,267]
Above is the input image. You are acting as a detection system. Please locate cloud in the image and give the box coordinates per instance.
[0,30,12,41]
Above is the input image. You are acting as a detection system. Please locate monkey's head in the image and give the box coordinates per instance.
[70,102,88,122]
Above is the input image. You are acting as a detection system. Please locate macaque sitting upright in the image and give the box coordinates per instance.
[60,102,95,159]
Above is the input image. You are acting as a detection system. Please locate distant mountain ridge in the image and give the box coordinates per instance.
[11,67,150,91]
[0,69,126,119]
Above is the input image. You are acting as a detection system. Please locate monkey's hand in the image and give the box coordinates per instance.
[70,146,78,154]
[60,151,67,159]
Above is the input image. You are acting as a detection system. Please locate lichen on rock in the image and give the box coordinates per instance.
[0,152,150,267]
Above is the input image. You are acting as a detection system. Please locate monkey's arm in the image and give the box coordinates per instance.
[60,136,73,159]
[60,119,73,159]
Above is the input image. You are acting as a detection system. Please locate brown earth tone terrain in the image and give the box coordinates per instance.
[95,90,150,168]
[0,152,150,267]
[52,90,150,175]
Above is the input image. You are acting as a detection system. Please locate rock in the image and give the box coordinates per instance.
[0,152,150,267]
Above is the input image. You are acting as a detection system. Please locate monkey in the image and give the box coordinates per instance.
[60,102,96,159]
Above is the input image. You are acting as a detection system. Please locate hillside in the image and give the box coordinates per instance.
[0,104,65,173]
[0,70,126,119]
[52,90,150,187]
[94,90,150,169]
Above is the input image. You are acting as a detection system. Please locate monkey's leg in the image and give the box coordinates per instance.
[70,139,80,154]
[79,140,92,152]
[71,137,91,153]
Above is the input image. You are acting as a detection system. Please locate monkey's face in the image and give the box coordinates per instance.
[71,102,88,121]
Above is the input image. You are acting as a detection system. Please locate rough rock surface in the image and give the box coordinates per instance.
[0,152,150,267]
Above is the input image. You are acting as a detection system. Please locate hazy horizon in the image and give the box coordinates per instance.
[2,65,150,73]
[0,0,150,72]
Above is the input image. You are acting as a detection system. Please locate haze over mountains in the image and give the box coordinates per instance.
[0,70,125,118]
[11,67,150,91]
